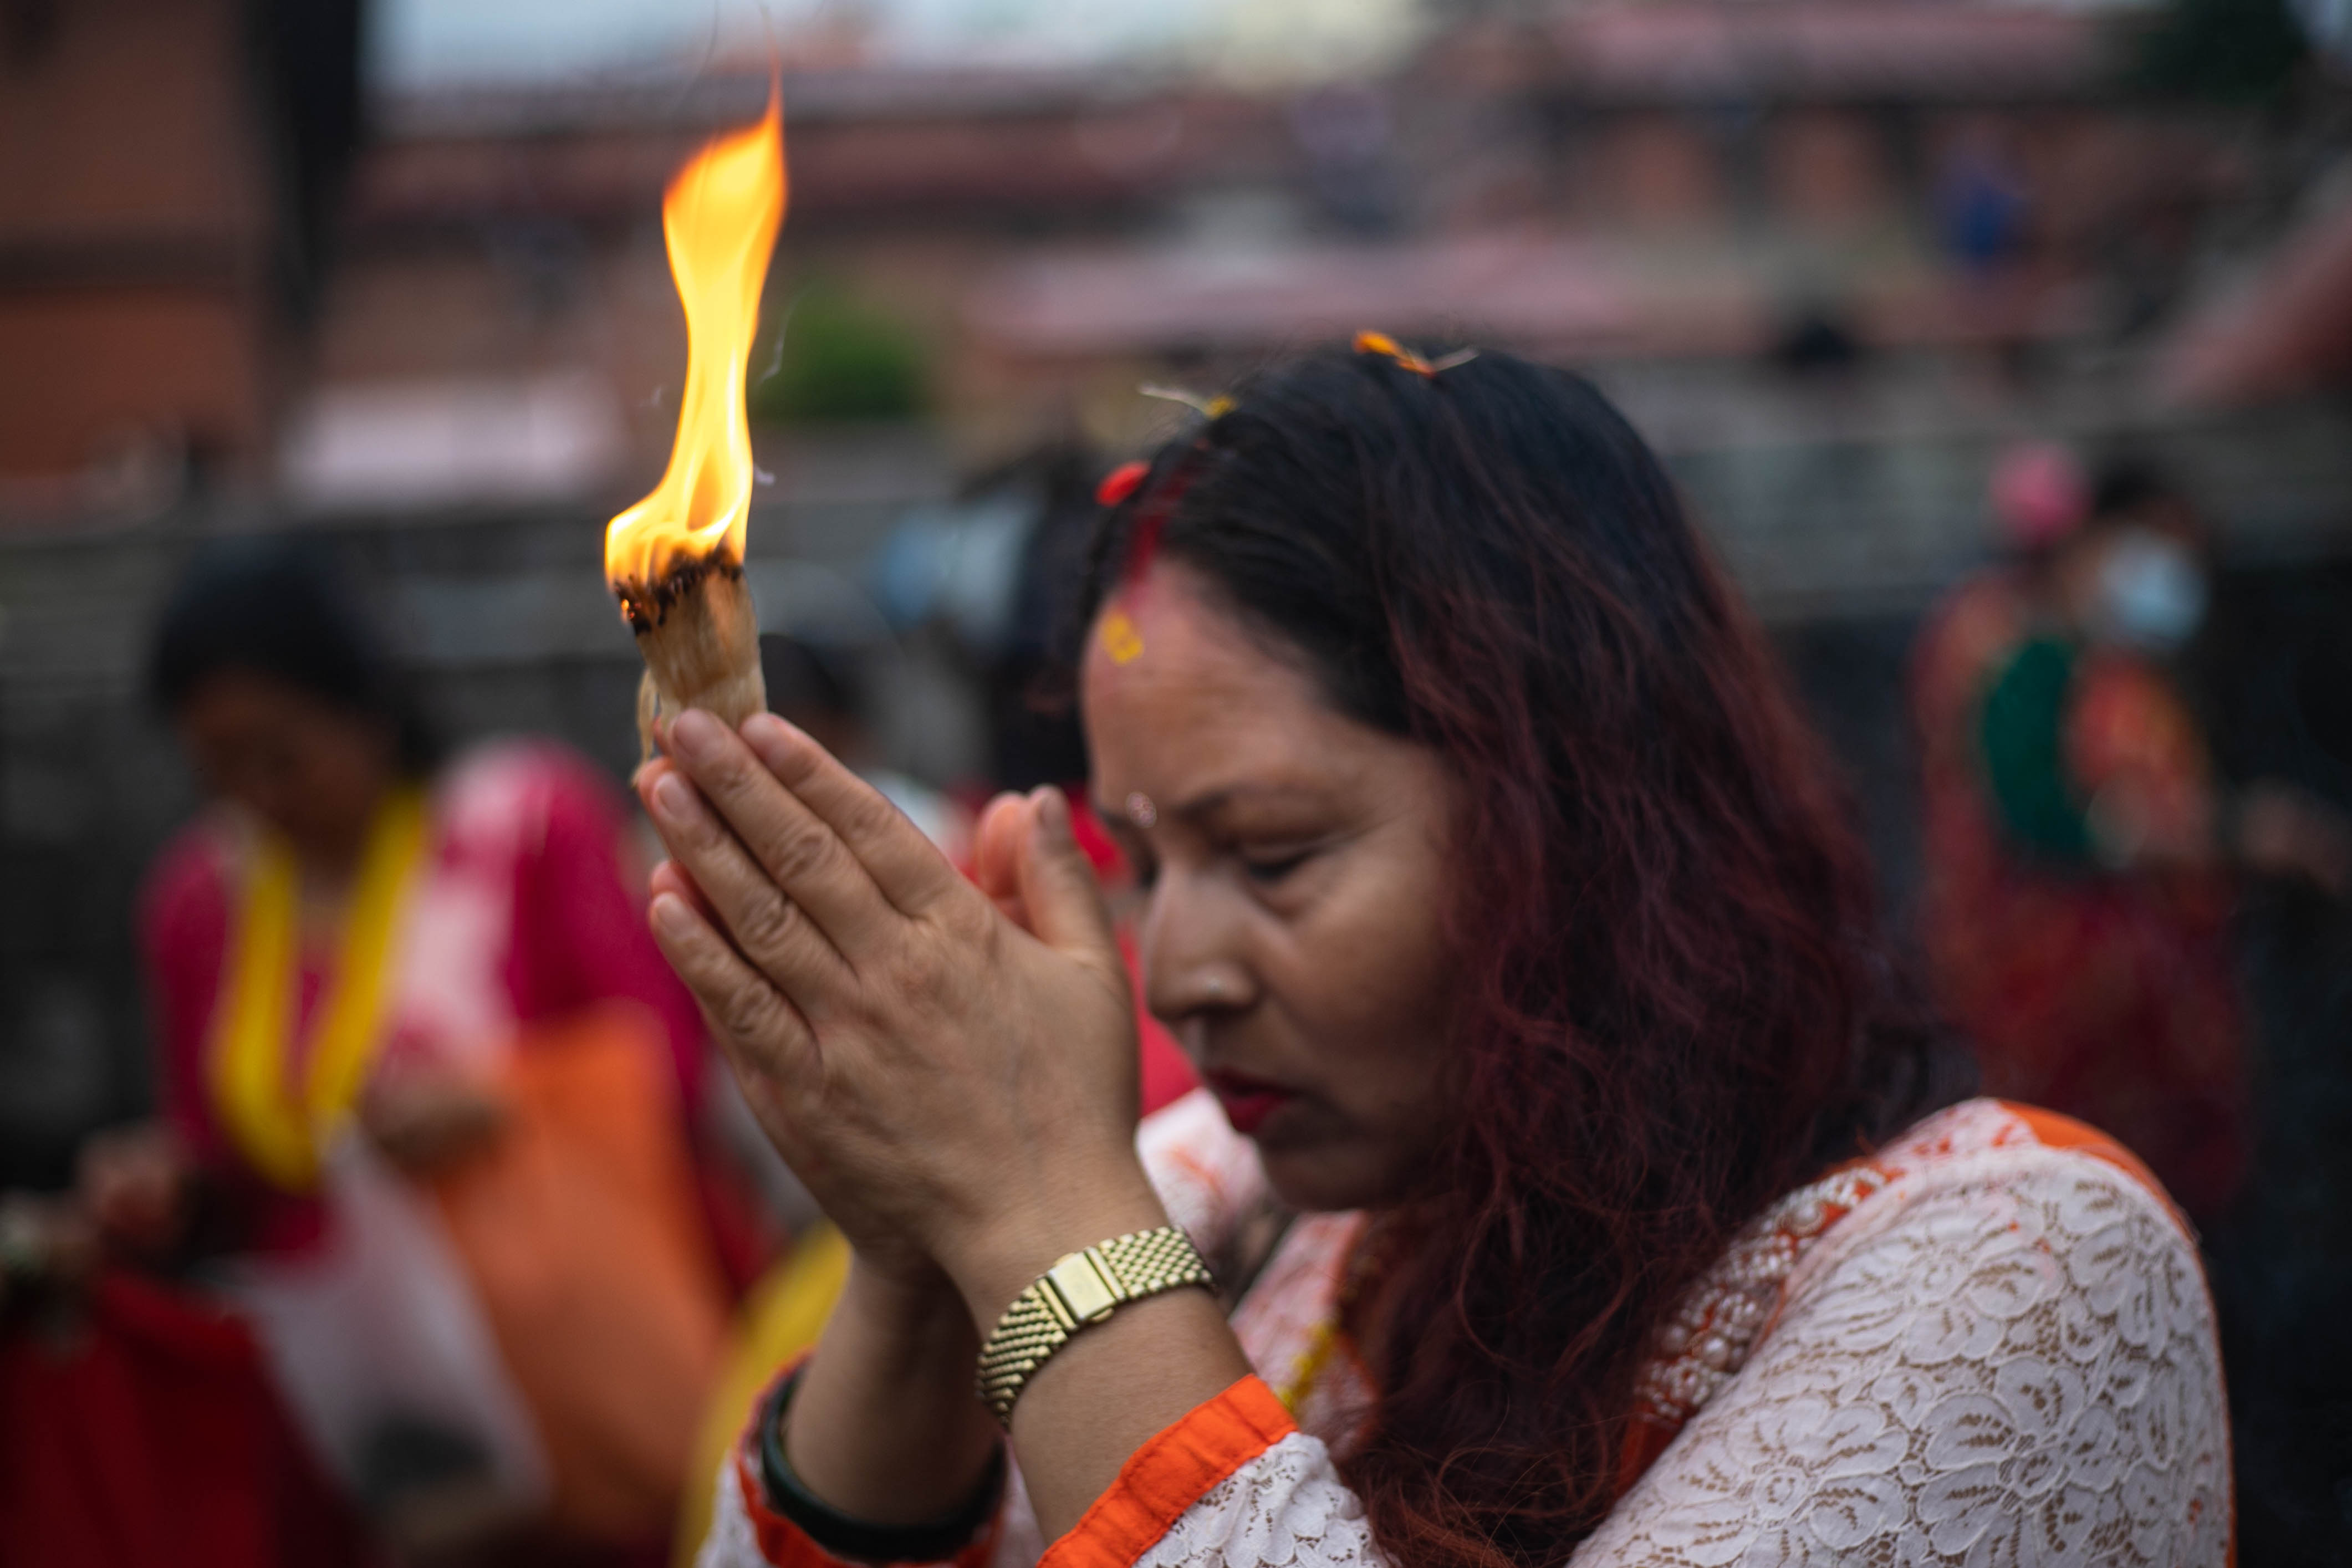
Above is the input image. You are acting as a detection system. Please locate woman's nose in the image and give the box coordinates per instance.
[1138,876,1256,1020]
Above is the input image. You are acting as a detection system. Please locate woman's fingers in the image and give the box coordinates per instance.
[647,856,717,924]
[641,762,854,1005]
[739,713,966,918]
[665,710,897,956]
[972,793,1035,927]
[1014,788,1120,963]
[649,890,821,1092]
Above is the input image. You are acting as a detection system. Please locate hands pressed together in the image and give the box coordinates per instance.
[639,708,1250,1539]
[635,707,1166,1331]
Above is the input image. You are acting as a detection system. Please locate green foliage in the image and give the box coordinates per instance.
[748,283,931,425]
[2131,0,2309,106]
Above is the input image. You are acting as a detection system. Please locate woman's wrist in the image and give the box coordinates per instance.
[942,1160,1174,1332]
[762,1365,1006,1559]
[784,1245,1000,1524]
[840,1248,975,1339]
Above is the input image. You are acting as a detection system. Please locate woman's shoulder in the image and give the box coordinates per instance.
[1595,1100,2229,1565]
[432,738,627,850]
[1637,1098,2213,1463]
[1799,1101,2226,1542]
[1797,1096,2206,1312]
[437,736,614,804]
[1871,1096,2186,1218]
[137,811,243,948]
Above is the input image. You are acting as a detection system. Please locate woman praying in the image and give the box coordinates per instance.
[104,540,729,1556]
[655,344,2229,1567]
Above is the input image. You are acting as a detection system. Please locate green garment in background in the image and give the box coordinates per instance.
[1978,636,2094,865]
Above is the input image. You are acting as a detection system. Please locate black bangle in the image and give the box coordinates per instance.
[758,1365,1007,1564]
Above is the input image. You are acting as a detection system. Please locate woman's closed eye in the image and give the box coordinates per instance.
[1239,846,1318,885]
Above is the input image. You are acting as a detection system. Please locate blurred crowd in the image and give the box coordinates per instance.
[0,494,1202,1565]
[1,425,2348,1562]
[6,0,2352,1558]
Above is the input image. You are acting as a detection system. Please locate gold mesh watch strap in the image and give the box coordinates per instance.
[975,1226,1215,1426]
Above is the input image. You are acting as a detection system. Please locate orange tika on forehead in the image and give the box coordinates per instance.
[1096,439,1211,666]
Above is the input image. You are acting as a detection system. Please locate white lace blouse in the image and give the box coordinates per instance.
[700,1095,2231,1568]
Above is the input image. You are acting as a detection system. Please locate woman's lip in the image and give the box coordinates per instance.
[1205,1072,1298,1136]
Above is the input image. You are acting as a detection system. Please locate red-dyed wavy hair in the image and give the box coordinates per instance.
[1078,346,1950,1568]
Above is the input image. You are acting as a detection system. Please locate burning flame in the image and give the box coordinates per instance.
[604,90,786,597]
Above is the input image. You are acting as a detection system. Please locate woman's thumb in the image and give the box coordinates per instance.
[1016,786,1117,958]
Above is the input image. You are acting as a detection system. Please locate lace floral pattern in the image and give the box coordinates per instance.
[1134,1433,1379,1568]
[1569,1145,2228,1566]
[1633,1163,1893,1432]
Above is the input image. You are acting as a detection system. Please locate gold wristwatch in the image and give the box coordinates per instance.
[975,1226,1215,1425]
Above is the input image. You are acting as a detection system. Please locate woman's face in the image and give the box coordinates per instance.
[176,670,397,870]
[1083,563,1461,1213]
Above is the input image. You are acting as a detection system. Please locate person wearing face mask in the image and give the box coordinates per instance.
[656,344,2231,1568]
[1916,459,2349,1224]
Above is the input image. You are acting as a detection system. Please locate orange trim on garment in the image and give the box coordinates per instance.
[731,1361,1000,1568]
[1997,1101,2190,1232]
[1039,1375,1298,1568]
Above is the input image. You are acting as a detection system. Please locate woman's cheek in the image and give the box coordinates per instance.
[1297,888,1455,1096]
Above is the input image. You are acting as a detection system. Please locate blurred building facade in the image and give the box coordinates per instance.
[301,5,2267,458]
[0,0,361,504]
[25,0,2337,608]
[9,2,2350,566]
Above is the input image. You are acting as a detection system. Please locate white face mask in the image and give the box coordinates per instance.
[2089,530,2207,653]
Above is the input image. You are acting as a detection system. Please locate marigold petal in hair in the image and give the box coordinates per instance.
[1354,330,1478,378]
[1139,383,1236,421]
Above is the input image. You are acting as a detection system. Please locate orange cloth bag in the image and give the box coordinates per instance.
[430,1003,731,1541]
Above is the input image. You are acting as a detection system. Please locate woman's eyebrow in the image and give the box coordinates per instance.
[1123,781,1320,829]
[1091,768,1334,836]
[1093,786,1225,830]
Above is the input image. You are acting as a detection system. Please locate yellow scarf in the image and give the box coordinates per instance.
[208,787,432,1190]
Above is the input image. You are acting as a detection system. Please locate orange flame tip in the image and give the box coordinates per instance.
[604,87,787,598]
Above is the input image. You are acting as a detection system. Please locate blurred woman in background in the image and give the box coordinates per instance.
[1915,458,2349,1222]
[79,539,729,1562]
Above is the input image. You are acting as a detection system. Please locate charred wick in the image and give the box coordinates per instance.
[615,552,746,634]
